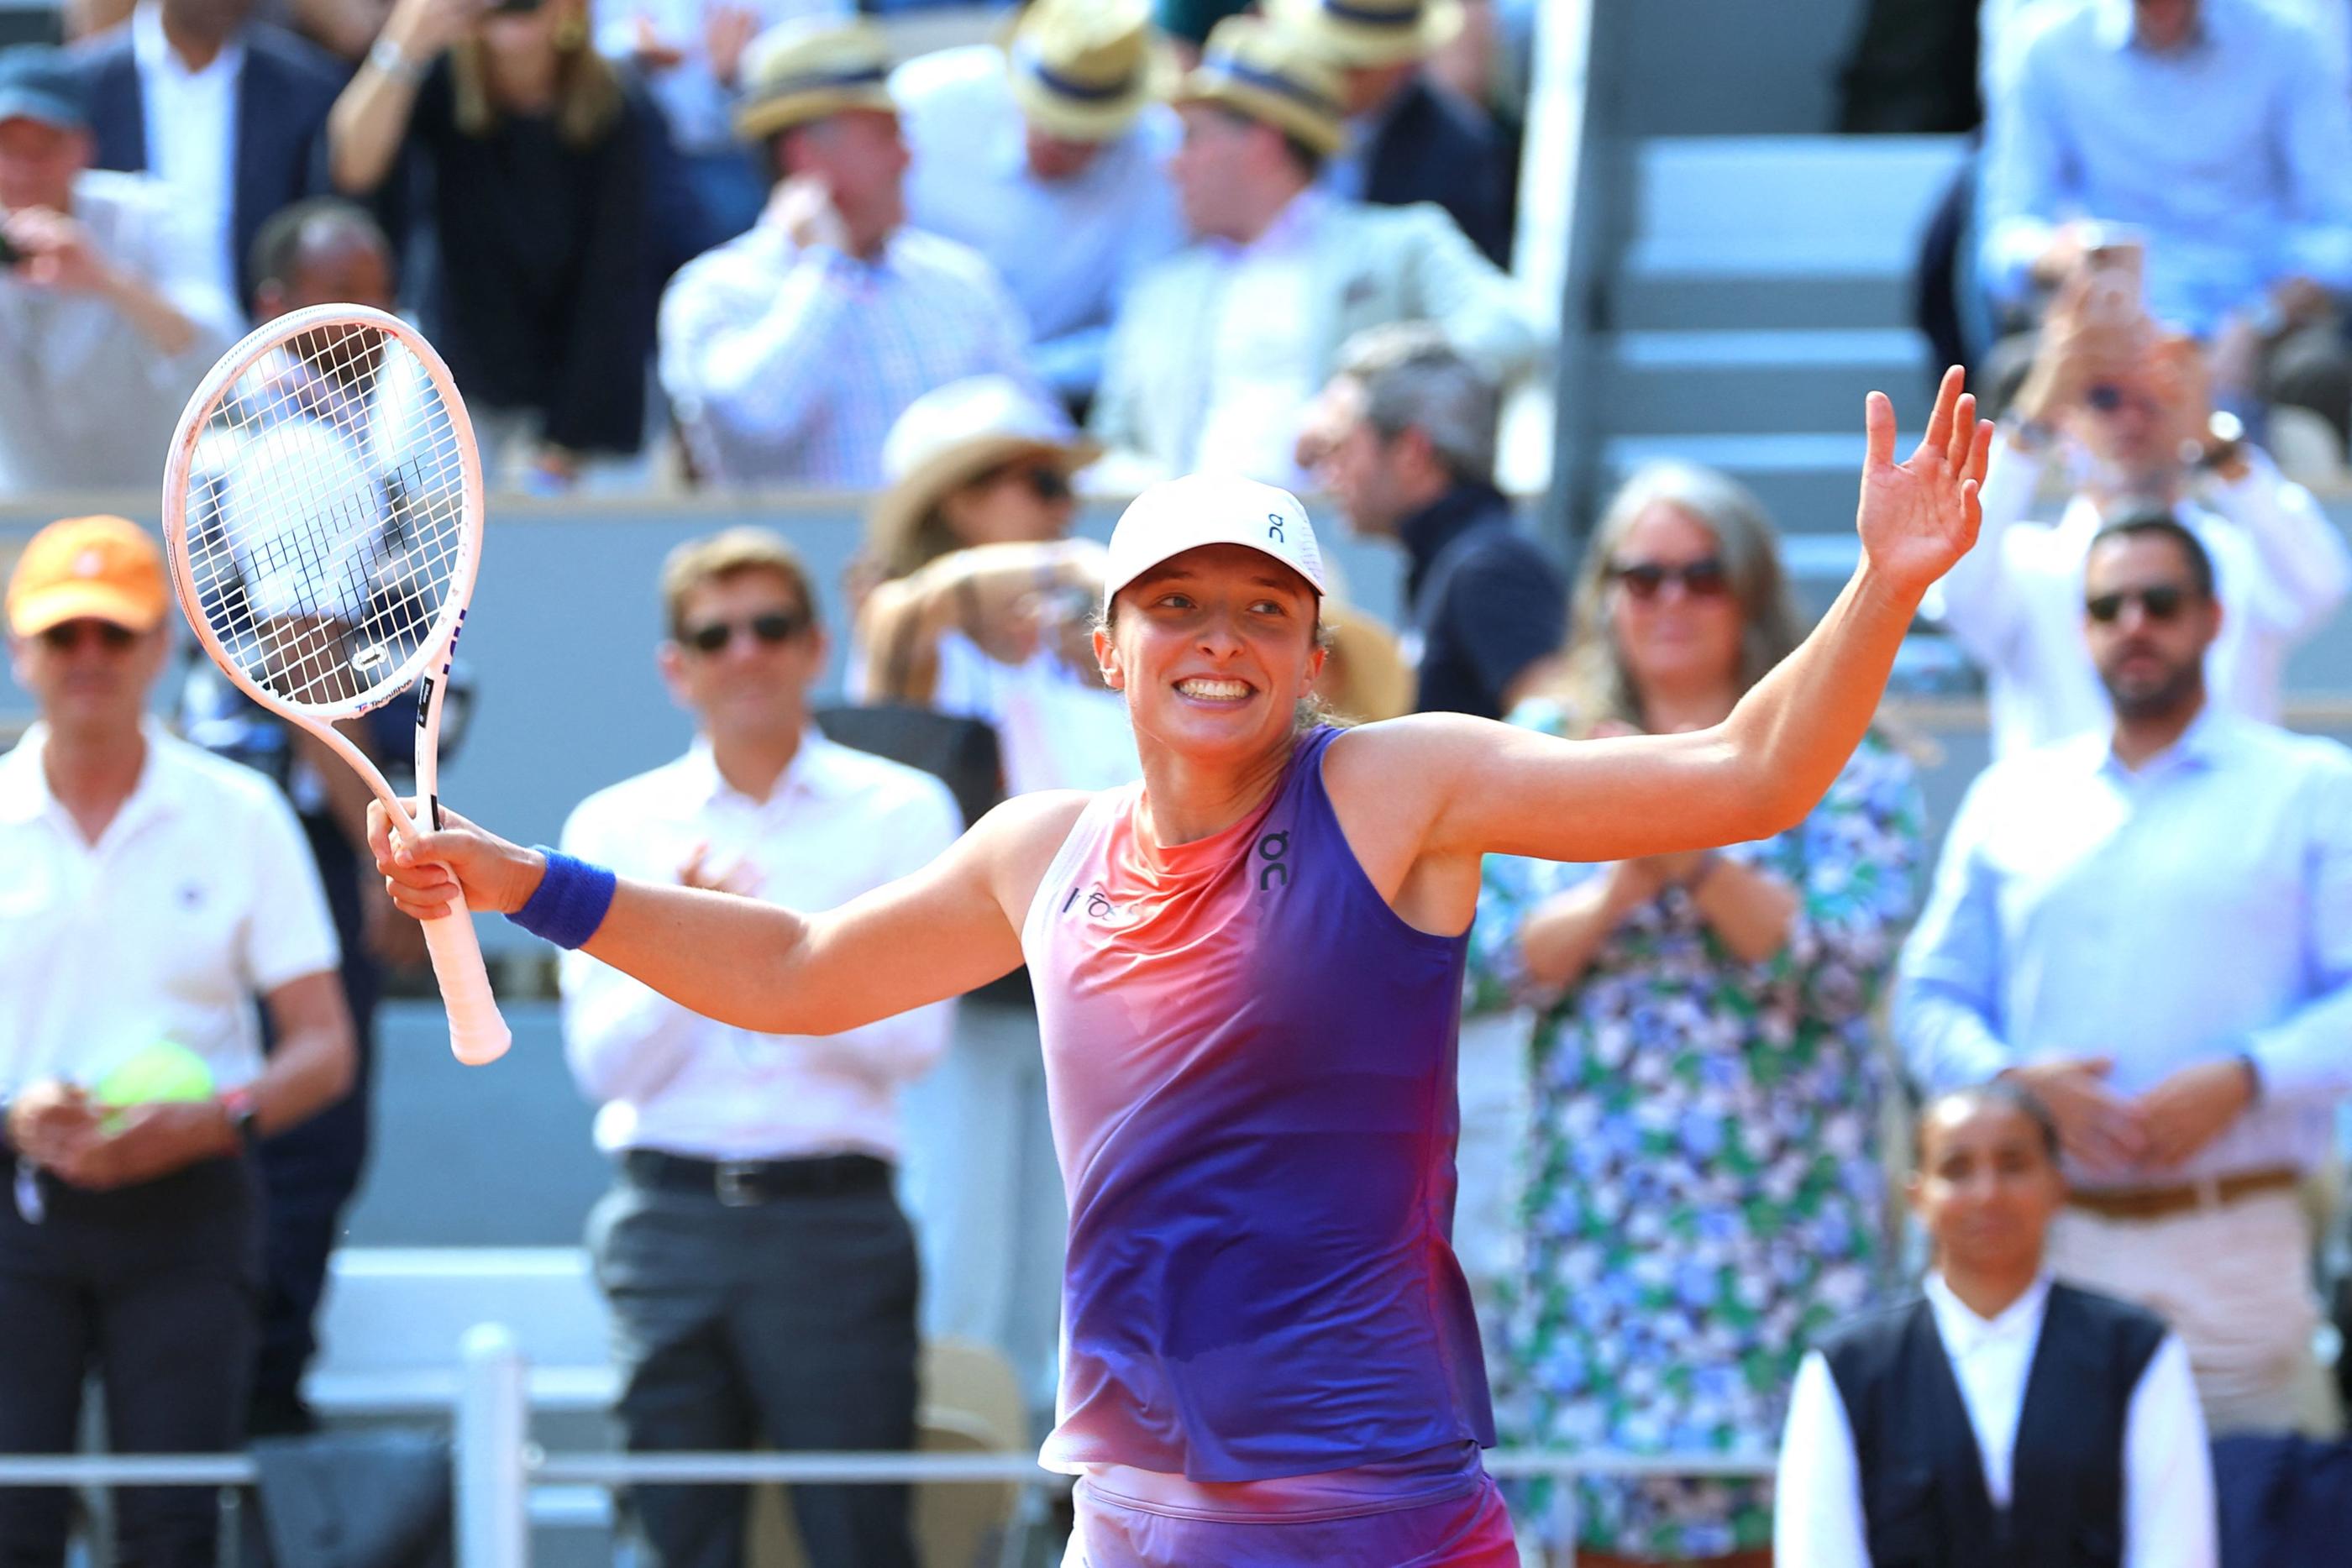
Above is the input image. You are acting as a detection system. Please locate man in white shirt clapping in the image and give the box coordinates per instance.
[558,528,958,1568]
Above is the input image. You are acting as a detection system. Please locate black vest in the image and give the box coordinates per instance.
[1823,1282,2168,1568]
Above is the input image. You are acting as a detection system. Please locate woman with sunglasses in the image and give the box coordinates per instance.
[1467,462,1929,1567]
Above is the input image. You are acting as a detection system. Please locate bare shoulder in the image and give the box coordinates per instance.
[963,789,1096,913]
[1324,712,1523,789]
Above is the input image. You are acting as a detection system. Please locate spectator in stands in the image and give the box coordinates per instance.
[328,0,659,490]
[0,45,241,492]
[1307,324,1562,718]
[1468,463,1925,1566]
[559,528,956,1568]
[72,0,344,312]
[1978,0,2352,445]
[1899,513,2352,1434]
[1932,274,2352,759]
[1273,0,1515,265]
[1777,1083,2217,1568]
[894,0,1183,408]
[1089,16,1537,487]
[0,516,355,1567]
[177,197,414,1438]
[659,18,1032,489]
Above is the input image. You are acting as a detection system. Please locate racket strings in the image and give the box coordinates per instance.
[178,323,470,713]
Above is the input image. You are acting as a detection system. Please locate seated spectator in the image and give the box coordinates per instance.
[1089,15,1537,487]
[0,45,241,493]
[598,0,832,254]
[1468,463,1925,1566]
[1273,0,1515,265]
[659,18,1032,489]
[1977,0,2352,445]
[559,527,956,1568]
[1777,1083,2218,1568]
[2,516,356,1568]
[328,0,659,490]
[73,0,344,312]
[1931,273,2352,759]
[1307,323,1562,718]
[1899,513,2352,1435]
[893,0,1183,407]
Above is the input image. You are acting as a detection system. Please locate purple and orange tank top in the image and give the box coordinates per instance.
[1021,726,1497,1483]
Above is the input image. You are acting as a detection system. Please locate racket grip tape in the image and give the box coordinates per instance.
[421,892,512,1065]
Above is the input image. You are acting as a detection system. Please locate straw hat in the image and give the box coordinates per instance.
[1008,0,1179,144]
[1316,603,1415,723]
[870,378,1102,574]
[1174,17,1347,155]
[1266,0,1463,69]
[734,18,895,144]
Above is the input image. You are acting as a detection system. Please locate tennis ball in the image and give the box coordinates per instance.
[92,1041,216,1109]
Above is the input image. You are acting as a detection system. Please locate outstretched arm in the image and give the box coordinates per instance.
[370,791,1085,1036]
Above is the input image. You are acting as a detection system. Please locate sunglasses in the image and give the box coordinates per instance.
[681,608,811,654]
[2085,585,2192,623]
[37,619,138,652]
[979,462,1073,504]
[1609,558,1730,600]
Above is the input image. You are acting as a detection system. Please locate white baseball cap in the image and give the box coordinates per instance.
[1100,473,1328,611]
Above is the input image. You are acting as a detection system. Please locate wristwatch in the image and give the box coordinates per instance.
[2184,410,2249,475]
[369,36,426,86]
[218,1086,259,1148]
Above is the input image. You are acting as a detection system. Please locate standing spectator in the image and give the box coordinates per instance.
[1272,0,1515,265]
[0,45,241,492]
[1977,0,2352,443]
[659,18,1033,489]
[72,0,344,312]
[559,528,957,1568]
[1,516,355,1567]
[1777,1083,2218,1568]
[1469,463,1925,1565]
[600,0,837,253]
[327,0,659,490]
[1308,323,1562,718]
[1898,513,2352,1434]
[894,0,1182,408]
[1933,276,2351,758]
[1089,16,1537,486]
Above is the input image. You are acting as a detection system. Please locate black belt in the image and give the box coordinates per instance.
[623,1150,891,1207]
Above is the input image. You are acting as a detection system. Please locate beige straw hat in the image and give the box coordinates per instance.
[1267,0,1464,69]
[1008,0,1179,144]
[734,18,895,143]
[869,377,1101,574]
[1173,16,1347,156]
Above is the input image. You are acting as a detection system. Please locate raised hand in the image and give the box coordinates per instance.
[1855,365,1992,600]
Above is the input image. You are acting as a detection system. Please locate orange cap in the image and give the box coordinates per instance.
[5,515,169,637]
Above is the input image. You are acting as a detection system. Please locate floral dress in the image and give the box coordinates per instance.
[1467,700,1926,1559]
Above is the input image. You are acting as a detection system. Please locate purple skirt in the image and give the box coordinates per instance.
[1064,1471,1519,1568]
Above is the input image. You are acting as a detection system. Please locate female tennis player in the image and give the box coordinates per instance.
[374,370,1990,1565]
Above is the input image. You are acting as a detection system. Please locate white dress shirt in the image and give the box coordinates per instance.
[596,0,843,155]
[1190,190,1326,485]
[659,223,1035,488]
[131,2,244,310]
[558,732,960,1162]
[0,170,244,493]
[894,45,1184,401]
[1926,438,2352,760]
[1776,1273,2217,1568]
[0,721,340,1095]
[1897,709,2352,1183]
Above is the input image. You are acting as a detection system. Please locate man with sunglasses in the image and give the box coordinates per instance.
[1929,275,2350,760]
[1898,511,2352,1437]
[553,527,958,1568]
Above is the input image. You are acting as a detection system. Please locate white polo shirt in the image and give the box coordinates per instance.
[0,721,340,1095]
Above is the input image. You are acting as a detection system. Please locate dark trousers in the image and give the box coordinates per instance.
[0,1156,260,1568]
[587,1156,921,1568]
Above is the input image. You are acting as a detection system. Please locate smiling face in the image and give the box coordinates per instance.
[1910,1095,2065,1283]
[1094,543,1324,767]
[657,565,827,748]
[1604,501,1746,709]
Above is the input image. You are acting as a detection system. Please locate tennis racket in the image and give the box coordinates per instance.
[160,302,510,1066]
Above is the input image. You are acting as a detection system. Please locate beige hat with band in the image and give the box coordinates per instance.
[1268,0,1464,68]
[734,18,895,144]
[870,377,1101,578]
[1173,16,1346,156]
[1009,0,1179,144]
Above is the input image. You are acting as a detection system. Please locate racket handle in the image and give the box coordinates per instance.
[420,893,512,1066]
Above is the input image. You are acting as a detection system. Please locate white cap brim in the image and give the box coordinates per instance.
[1100,474,1328,611]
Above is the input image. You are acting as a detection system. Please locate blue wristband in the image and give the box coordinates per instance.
[507,849,617,950]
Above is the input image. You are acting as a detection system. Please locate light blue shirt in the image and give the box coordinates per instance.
[892,44,1184,401]
[1896,708,2352,1183]
[1979,0,2352,332]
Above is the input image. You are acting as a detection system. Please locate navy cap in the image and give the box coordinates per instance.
[0,46,90,133]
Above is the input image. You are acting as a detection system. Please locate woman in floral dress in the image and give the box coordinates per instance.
[1469,463,1927,1565]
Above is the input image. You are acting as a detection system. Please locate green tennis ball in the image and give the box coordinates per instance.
[92,1041,216,1109]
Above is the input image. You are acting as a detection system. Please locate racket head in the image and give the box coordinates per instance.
[160,303,486,726]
